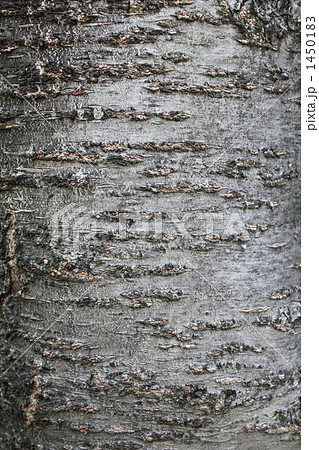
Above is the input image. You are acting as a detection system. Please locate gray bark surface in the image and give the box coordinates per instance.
[0,1,300,448]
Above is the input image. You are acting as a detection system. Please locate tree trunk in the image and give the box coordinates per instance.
[0,1,300,448]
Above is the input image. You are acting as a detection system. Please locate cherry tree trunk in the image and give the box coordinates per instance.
[0,1,300,448]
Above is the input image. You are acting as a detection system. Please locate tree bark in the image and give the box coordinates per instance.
[0,1,300,448]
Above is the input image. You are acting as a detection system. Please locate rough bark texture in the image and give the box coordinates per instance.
[0,0,300,448]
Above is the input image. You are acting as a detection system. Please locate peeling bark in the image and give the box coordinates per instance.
[0,0,300,448]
